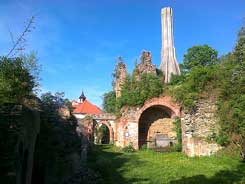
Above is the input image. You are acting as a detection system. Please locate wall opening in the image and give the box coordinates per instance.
[94,124,110,144]
[138,105,176,149]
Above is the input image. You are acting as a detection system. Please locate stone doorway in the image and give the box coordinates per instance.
[94,123,110,144]
[138,105,177,149]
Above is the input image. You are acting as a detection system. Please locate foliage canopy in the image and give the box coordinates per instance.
[183,44,218,71]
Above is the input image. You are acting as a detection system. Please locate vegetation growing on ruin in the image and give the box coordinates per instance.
[169,27,245,156]
[119,73,163,106]
[103,73,164,114]
[173,118,182,152]
[103,27,245,159]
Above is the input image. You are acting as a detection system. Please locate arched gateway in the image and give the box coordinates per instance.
[94,120,114,144]
[136,96,181,149]
[115,96,181,150]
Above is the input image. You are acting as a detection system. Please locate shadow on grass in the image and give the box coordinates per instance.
[87,144,149,184]
[170,162,245,184]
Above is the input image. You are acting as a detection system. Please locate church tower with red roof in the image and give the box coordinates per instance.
[72,91,102,119]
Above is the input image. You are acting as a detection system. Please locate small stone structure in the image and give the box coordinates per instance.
[147,118,176,148]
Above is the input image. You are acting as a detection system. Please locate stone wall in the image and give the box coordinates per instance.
[133,51,157,80]
[113,61,127,98]
[115,96,181,149]
[181,98,222,156]
[147,118,176,148]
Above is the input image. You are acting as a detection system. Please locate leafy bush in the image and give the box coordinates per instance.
[39,92,81,182]
[170,65,219,110]
[122,143,135,153]
[215,38,245,154]
[118,73,163,107]
[140,144,148,150]
[173,118,182,152]
[103,73,164,114]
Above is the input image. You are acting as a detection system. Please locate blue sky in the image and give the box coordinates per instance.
[0,0,244,107]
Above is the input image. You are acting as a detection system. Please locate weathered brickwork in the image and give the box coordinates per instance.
[115,96,181,149]
[113,62,127,98]
[133,51,157,80]
[77,96,221,157]
[181,98,222,156]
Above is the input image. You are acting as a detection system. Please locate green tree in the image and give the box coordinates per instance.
[39,92,81,183]
[234,37,245,64]
[0,57,36,103]
[103,91,117,113]
[238,26,245,39]
[217,35,245,154]
[183,44,218,70]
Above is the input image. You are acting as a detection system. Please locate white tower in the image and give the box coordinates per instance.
[160,7,181,83]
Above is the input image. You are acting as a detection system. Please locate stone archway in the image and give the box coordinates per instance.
[94,121,114,144]
[136,96,181,149]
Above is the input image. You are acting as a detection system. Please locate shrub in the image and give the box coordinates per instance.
[103,73,164,115]
[173,118,182,152]
[140,144,148,151]
[122,143,135,153]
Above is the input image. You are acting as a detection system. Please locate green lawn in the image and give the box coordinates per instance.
[87,145,245,184]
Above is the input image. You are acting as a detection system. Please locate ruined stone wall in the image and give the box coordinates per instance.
[133,51,157,80]
[113,62,127,98]
[181,98,221,156]
[114,106,139,148]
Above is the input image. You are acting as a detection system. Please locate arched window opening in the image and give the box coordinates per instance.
[94,124,110,144]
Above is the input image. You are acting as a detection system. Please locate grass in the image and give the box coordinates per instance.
[87,145,245,184]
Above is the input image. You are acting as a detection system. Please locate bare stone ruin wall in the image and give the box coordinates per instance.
[113,62,127,98]
[181,98,222,156]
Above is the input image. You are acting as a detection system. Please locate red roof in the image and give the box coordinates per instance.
[73,100,102,115]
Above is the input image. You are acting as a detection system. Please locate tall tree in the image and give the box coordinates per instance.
[183,44,218,70]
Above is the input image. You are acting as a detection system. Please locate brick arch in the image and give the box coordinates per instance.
[136,96,181,149]
[136,96,181,123]
[95,120,114,144]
